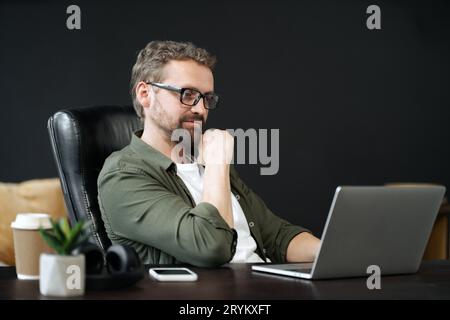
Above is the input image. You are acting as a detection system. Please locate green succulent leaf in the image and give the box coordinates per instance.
[39,228,65,254]
[38,218,91,256]
[59,218,71,241]
[62,221,84,253]
[50,219,65,243]
[73,233,91,248]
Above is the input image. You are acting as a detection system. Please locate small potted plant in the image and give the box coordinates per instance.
[39,218,90,297]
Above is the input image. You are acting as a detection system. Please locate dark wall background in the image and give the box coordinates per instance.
[1,0,449,236]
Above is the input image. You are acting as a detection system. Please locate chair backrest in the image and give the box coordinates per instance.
[47,106,142,251]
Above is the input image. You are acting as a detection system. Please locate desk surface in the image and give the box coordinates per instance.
[1,260,450,300]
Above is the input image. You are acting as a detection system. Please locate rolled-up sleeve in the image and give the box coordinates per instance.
[98,167,237,267]
[230,166,310,263]
[250,190,310,263]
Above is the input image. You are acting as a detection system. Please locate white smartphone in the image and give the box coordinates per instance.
[149,267,198,282]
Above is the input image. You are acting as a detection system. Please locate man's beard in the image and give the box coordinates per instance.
[150,102,205,162]
[151,101,204,137]
[176,119,203,162]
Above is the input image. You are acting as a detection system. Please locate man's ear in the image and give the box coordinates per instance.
[136,81,151,109]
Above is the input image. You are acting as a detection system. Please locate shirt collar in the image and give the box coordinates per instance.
[130,130,174,172]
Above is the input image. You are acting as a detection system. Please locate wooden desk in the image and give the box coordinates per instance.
[1,261,450,300]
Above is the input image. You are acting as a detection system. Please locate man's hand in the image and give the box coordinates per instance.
[286,232,321,262]
[199,129,234,165]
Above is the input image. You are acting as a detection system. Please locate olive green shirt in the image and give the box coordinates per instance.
[97,130,309,267]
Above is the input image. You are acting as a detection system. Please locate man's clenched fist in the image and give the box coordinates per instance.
[198,129,234,165]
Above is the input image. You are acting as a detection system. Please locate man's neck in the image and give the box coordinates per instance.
[141,124,174,160]
[140,123,196,164]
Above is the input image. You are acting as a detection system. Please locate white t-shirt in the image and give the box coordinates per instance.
[175,162,265,263]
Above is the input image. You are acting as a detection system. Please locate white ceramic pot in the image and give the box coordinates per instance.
[39,253,85,297]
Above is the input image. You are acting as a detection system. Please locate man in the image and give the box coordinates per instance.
[98,40,320,267]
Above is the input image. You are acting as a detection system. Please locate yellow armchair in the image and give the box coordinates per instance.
[0,178,67,265]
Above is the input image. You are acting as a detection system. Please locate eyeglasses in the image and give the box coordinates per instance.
[146,82,219,110]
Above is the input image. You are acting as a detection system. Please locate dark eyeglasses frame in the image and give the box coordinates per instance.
[146,82,219,110]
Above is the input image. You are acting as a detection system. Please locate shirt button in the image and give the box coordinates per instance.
[235,194,240,200]
[249,221,255,228]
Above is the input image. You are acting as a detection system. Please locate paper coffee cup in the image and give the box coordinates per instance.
[11,213,53,280]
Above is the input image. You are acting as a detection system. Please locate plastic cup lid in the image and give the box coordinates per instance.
[11,213,52,230]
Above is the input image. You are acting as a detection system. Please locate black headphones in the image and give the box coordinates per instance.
[72,243,144,290]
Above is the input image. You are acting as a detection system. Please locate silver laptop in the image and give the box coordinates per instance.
[252,185,445,279]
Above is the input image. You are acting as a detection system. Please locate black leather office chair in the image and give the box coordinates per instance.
[47,106,142,251]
